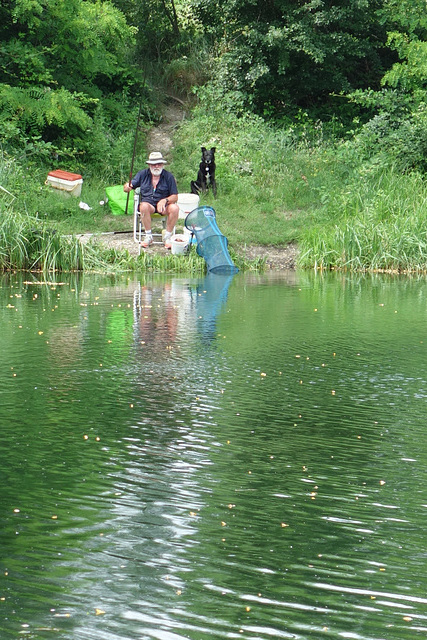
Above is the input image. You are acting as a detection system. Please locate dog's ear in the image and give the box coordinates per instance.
[211,147,216,152]
[201,146,206,152]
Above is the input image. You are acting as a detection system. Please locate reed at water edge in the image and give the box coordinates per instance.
[0,207,84,272]
[298,168,427,273]
[0,207,259,274]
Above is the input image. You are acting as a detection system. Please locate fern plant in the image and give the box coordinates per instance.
[0,84,92,138]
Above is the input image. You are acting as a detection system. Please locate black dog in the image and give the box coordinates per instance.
[191,146,217,197]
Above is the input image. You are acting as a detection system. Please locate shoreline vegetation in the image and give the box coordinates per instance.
[2,99,427,276]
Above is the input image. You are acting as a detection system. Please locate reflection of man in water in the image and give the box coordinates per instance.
[134,275,236,360]
[137,285,178,357]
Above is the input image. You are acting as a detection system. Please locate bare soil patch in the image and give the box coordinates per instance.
[236,242,299,270]
[80,231,298,269]
[146,99,187,154]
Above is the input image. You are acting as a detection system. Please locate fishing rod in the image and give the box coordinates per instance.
[125,99,143,216]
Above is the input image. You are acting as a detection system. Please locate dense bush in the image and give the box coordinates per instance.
[189,0,393,118]
[0,0,151,170]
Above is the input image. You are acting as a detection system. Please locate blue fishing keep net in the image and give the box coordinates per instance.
[185,206,239,274]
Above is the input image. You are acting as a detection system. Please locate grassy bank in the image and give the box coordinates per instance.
[172,106,427,273]
[2,102,427,273]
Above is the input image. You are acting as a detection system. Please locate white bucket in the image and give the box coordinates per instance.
[177,193,199,219]
[171,234,189,255]
[183,226,191,240]
[183,226,196,244]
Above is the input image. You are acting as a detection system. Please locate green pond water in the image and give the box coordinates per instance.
[0,269,426,640]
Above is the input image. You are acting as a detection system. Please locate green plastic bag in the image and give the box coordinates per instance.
[105,185,132,216]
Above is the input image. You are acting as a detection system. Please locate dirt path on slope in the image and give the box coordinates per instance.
[146,98,187,155]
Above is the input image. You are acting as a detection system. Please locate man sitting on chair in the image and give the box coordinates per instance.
[124,151,179,249]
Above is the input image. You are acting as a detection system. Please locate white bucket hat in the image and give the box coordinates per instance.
[146,151,167,165]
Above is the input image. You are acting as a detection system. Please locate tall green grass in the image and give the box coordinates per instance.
[173,105,427,272]
[298,168,427,272]
[0,205,185,273]
[0,206,88,272]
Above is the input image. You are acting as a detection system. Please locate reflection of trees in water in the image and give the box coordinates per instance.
[48,324,84,367]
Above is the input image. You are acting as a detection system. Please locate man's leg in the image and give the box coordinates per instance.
[139,201,156,231]
[160,203,179,249]
[164,203,179,233]
[139,201,155,247]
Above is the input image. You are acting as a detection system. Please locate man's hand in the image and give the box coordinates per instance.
[123,182,132,193]
[158,198,169,213]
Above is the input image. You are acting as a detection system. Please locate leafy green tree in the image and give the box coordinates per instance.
[190,0,392,117]
[381,0,427,92]
[349,0,427,172]
[110,0,183,62]
[0,0,138,163]
[1,0,136,91]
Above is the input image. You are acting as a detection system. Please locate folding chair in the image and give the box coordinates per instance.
[133,188,175,247]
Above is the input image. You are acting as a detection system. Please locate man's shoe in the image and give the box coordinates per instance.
[140,234,153,248]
